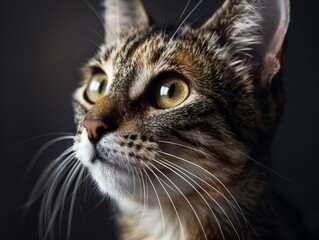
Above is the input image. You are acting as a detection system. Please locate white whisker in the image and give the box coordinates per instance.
[141,167,166,239]
[158,140,212,158]
[1,132,73,153]
[147,162,208,240]
[130,165,137,198]
[41,159,80,239]
[170,0,203,40]
[25,148,75,209]
[158,158,238,240]
[57,161,81,239]
[135,169,148,235]
[141,161,186,240]
[180,0,191,20]
[158,146,259,237]
[22,136,74,184]
[246,153,292,182]
[158,150,245,220]
[87,25,104,41]
[67,166,85,240]
[39,156,77,239]
[153,159,213,240]
[84,0,116,41]
[85,37,103,48]
[160,157,245,239]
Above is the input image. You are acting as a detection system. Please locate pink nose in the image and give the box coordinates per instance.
[83,119,110,143]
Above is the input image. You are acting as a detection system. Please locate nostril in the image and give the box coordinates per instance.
[96,126,107,138]
[83,119,110,143]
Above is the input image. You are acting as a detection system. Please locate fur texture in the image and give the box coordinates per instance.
[69,0,291,239]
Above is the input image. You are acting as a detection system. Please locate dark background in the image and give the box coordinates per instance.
[0,0,318,239]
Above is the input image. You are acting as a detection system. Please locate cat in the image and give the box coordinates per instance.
[36,0,293,239]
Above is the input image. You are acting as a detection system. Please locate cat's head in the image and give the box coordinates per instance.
[73,0,290,202]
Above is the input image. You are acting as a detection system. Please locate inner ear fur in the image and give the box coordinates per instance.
[201,0,290,89]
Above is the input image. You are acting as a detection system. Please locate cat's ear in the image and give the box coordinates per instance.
[103,0,150,41]
[202,0,290,67]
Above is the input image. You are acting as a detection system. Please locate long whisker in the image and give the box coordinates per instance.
[38,155,77,239]
[141,162,185,240]
[213,128,291,182]
[22,135,74,184]
[135,169,147,235]
[84,0,116,41]
[58,167,89,239]
[159,141,240,208]
[158,151,241,212]
[160,157,245,239]
[87,25,104,41]
[41,158,79,240]
[158,158,239,240]
[147,162,208,240]
[57,159,81,239]
[158,148,259,238]
[122,165,136,199]
[159,140,212,158]
[179,0,191,20]
[141,167,166,239]
[152,159,213,240]
[158,150,244,218]
[43,156,78,223]
[67,166,86,240]
[85,37,103,48]
[136,167,143,205]
[170,0,203,40]
[130,165,137,198]
[0,132,73,153]
[159,141,242,209]
[23,147,75,209]
[245,153,292,182]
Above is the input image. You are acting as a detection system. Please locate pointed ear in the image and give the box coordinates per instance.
[103,0,150,42]
[202,0,290,62]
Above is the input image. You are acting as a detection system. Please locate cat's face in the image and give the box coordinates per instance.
[72,0,289,203]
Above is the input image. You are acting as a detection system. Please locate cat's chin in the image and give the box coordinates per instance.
[87,159,207,204]
[73,131,132,198]
[73,130,210,203]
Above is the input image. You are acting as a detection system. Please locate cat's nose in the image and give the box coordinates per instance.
[83,118,110,143]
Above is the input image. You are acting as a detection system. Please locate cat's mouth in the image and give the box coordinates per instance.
[94,148,172,178]
[95,151,131,173]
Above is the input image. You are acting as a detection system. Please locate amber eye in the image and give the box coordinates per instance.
[85,73,108,103]
[155,77,190,109]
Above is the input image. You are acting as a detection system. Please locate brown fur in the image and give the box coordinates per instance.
[71,0,292,239]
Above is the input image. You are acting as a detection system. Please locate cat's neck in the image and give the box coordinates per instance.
[119,198,188,240]
[117,168,268,240]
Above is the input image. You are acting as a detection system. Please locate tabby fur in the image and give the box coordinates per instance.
[71,0,291,239]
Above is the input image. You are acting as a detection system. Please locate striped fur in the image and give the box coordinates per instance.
[72,0,291,239]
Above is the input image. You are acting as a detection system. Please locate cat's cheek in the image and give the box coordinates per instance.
[73,130,95,168]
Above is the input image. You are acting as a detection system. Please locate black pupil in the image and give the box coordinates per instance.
[168,83,176,98]
[98,80,105,93]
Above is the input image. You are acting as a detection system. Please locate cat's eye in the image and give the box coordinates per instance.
[155,77,190,109]
[85,73,108,103]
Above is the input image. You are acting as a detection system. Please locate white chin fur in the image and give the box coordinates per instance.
[73,130,136,200]
[73,130,209,203]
